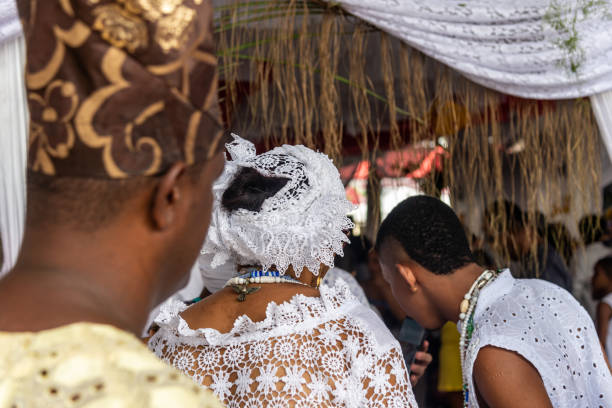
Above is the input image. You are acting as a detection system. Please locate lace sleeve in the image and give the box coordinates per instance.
[150,318,417,407]
[359,334,417,407]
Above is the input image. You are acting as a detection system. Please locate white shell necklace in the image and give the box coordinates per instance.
[457,269,500,407]
[224,270,311,302]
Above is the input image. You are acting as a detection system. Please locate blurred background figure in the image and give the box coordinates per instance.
[592,256,612,363]
[574,216,612,318]
[484,200,572,291]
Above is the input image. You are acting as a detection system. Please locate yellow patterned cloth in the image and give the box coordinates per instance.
[0,323,224,408]
[437,321,462,392]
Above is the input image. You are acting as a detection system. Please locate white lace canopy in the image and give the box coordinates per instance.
[199,134,355,287]
[339,0,612,99]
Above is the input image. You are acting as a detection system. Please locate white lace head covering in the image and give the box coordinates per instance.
[199,134,355,291]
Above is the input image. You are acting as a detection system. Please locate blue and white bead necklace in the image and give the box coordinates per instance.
[224,270,311,302]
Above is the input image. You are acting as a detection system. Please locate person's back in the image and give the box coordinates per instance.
[0,323,221,407]
[0,0,226,405]
[149,136,417,407]
[150,280,415,407]
[465,269,610,407]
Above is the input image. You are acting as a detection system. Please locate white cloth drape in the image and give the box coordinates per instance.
[0,33,27,276]
[0,0,20,44]
[2,1,612,274]
[339,0,612,100]
[591,91,612,180]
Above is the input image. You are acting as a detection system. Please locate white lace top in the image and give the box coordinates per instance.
[463,269,612,408]
[323,267,369,307]
[148,281,416,408]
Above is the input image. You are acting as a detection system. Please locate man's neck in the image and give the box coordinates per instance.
[438,263,487,323]
[0,226,158,335]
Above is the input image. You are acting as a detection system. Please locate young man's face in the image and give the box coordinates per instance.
[377,238,446,330]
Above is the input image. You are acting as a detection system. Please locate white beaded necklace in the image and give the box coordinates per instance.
[457,269,499,407]
[224,270,311,301]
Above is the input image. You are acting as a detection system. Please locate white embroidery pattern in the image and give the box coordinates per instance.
[149,282,416,407]
[336,0,612,99]
[463,270,612,408]
[199,134,355,280]
[323,267,370,306]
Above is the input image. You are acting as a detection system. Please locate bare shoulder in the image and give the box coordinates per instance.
[180,285,320,333]
[473,346,552,408]
[597,301,612,322]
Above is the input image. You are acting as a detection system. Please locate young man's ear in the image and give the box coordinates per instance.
[151,162,187,230]
[397,264,418,293]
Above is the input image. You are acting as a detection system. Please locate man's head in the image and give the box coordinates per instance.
[25,154,224,302]
[17,0,226,306]
[592,256,612,300]
[375,195,474,329]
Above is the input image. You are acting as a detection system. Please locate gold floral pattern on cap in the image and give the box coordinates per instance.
[155,5,196,53]
[18,0,223,179]
[28,80,79,175]
[129,0,183,21]
[92,4,148,52]
[91,0,197,54]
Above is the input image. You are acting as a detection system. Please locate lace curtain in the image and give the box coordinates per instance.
[337,0,612,100]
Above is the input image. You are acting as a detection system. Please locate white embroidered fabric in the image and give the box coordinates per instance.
[200,134,355,279]
[148,281,416,408]
[323,267,370,307]
[3,1,612,99]
[463,269,612,407]
[337,0,612,99]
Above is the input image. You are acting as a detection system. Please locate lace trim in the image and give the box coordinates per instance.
[199,134,355,279]
[153,280,387,350]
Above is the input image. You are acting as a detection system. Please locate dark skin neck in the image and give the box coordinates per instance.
[0,222,164,335]
[420,262,486,323]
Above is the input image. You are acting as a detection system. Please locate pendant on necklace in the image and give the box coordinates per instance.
[231,283,261,302]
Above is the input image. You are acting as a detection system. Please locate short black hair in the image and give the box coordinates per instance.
[579,215,607,245]
[375,195,474,275]
[222,167,289,213]
[27,171,156,231]
[595,256,612,279]
[26,164,205,231]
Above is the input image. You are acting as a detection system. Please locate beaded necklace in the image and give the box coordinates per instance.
[224,270,312,302]
[458,269,500,407]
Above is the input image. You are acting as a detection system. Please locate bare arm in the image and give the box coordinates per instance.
[596,302,612,348]
[473,346,552,408]
[595,302,612,371]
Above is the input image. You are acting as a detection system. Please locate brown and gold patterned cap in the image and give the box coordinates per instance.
[18,0,224,178]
